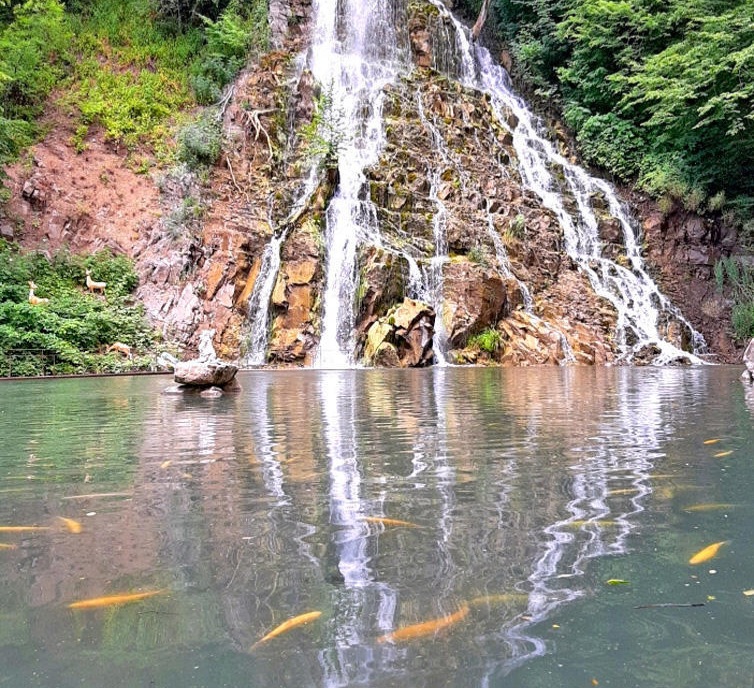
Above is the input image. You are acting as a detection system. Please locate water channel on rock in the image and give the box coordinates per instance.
[1,367,753,686]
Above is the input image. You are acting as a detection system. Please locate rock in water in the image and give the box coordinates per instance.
[172,329,239,388]
[174,360,239,387]
[742,338,754,382]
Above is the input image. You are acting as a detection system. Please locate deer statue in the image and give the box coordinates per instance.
[106,342,133,359]
[85,268,107,294]
[28,281,49,306]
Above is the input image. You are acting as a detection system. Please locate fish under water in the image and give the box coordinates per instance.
[361,516,419,528]
[61,492,133,500]
[251,611,322,650]
[467,593,529,608]
[688,540,729,565]
[684,503,737,512]
[0,543,18,550]
[565,520,620,528]
[0,526,50,532]
[377,605,470,644]
[67,589,166,610]
[57,517,83,533]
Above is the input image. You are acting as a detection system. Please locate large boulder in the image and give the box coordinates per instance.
[170,329,239,389]
[173,359,239,387]
[362,298,435,367]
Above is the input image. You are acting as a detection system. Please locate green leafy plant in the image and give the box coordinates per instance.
[177,110,222,169]
[714,256,754,341]
[300,83,348,170]
[467,327,502,354]
[0,243,156,376]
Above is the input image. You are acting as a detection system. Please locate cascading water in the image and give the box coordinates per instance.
[310,0,410,368]
[243,169,319,365]
[428,0,707,364]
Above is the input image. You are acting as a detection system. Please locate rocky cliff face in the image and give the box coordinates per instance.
[0,0,741,366]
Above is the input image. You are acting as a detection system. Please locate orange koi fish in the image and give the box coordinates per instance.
[57,517,82,534]
[684,503,736,512]
[0,526,49,532]
[377,605,470,644]
[468,594,529,608]
[0,543,17,550]
[68,589,166,610]
[251,611,322,649]
[714,450,734,458]
[703,438,722,445]
[689,541,729,565]
[361,516,418,528]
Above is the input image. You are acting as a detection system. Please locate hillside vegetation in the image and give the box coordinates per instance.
[0,242,157,375]
[0,0,268,191]
[462,0,753,236]
[0,0,268,374]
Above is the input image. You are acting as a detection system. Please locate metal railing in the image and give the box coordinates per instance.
[1,349,58,378]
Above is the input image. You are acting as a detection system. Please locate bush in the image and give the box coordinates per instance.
[468,328,502,354]
[177,111,222,168]
[0,244,156,376]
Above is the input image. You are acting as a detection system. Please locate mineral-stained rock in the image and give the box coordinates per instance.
[442,261,515,346]
[362,298,435,367]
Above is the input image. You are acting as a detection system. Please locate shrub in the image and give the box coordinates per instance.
[0,244,156,376]
[468,328,502,354]
[177,111,222,168]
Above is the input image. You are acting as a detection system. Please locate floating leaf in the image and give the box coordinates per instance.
[606,579,630,586]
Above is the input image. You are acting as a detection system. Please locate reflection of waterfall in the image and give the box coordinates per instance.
[428,0,706,364]
[311,0,410,368]
[318,371,397,686]
[493,369,676,678]
[247,376,289,505]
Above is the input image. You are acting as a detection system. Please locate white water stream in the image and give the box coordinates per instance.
[245,0,706,367]
[428,0,707,364]
[309,0,410,368]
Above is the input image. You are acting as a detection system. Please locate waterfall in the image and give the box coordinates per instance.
[310,0,411,368]
[245,0,706,367]
[427,0,707,364]
[243,158,320,366]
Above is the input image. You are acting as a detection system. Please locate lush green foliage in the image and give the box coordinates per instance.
[474,0,754,223]
[714,256,754,341]
[177,110,223,168]
[190,1,268,104]
[0,0,268,175]
[468,327,502,353]
[0,242,157,376]
[0,0,71,185]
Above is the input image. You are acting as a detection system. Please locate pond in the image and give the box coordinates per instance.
[1,366,754,687]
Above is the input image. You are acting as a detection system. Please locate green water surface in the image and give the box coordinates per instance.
[0,367,753,687]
